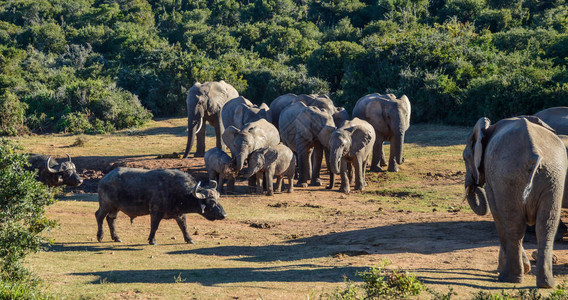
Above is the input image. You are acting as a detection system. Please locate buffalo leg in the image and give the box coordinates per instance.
[175,215,194,244]
[106,209,121,243]
[95,207,109,242]
[148,212,165,245]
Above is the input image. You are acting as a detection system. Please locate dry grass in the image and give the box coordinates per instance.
[13,119,568,299]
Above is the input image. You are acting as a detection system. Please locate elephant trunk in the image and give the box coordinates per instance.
[183,109,203,158]
[235,150,248,171]
[330,147,343,175]
[463,184,489,216]
[242,162,260,178]
[392,131,405,165]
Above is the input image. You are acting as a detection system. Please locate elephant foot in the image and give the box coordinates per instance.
[296,182,308,188]
[354,185,364,191]
[309,178,322,186]
[287,188,293,193]
[370,166,383,172]
[497,271,523,284]
[195,152,205,158]
[325,184,333,190]
[339,187,350,194]
[387,165,399,172]
[537,276,555,289]
[266,190,274,196]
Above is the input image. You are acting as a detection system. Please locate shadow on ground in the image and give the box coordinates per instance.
[72,264,363,285]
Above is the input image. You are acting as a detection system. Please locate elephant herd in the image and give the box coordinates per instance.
[184,81,411,195]
[184,80,568,289]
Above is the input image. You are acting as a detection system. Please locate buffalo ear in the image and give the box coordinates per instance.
[465,117,490,185]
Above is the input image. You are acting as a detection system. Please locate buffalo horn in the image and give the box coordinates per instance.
[46,156,58,173]
[66,153,71,162]
[210,180,217,190]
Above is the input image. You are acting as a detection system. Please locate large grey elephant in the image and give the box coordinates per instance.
[279,102,336,187]
[221,96,270,129]
[534,107,568,135]
[183,81,239,158]
[463,116,568,288]
[222,119,280,172]
[328,118,376,194]
[352,93,411,172]
[269,93,348,129]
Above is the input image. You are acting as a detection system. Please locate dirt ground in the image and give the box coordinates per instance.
[21,120,568,299]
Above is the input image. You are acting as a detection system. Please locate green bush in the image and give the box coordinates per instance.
[0,91,27,136]
[0,139,57,283]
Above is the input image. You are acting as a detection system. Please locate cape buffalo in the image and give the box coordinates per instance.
[28,154,83,187]
[96,167,226,245]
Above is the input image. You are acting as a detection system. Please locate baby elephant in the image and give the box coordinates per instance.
[243,144,296,196]
[328,118,376,193]
[204,147,238,193]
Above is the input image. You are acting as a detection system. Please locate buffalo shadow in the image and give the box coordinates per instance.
[48,242,144,253]
[72,264,363,285]
[168,221,500,263]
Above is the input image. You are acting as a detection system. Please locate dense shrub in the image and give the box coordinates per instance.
[1,0,568,133]
[0,140,57,283]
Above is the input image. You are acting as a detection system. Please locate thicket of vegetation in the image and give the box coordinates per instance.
[0,139,57,298]
[1,0,567,135]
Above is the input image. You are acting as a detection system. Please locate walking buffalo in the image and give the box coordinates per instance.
[28,154,83,187]
[96,167,226,245]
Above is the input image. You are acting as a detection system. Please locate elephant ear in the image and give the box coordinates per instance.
[207,82,230,109]
[400,95,411,125]
[523,116,557,134]
[222,126,240,156]
[349,127,373,157]
[465,117,491,185]
[264,148,279,167]
[234,103,248,128]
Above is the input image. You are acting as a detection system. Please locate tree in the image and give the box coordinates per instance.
[0,139,57,283]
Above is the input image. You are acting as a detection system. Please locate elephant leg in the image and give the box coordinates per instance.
[248,176,256,193]
[310,143,323,186]
[491,194,525,284]
[296,143,312,187]
[256,172,264,194]
[215,113,226,152]
[275,176,283,193]
[354,156,365,190]
[370,136,386,172]
[326,149,335,189]
[195,119,207,157]
[148,211,165,245]
[227,177,235,193]
[175,215,194,244]
[95,207,109,242]
[287,165,295,193]
[265,168,275,196]
[339,159,350,194]
[388,136,400,172]
[535,192,561,288]
[217,173,224,193]
[106,209,121,243]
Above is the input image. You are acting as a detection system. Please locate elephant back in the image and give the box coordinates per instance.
[221,96,253,129]
[270,93,298,129]
[534,107,568,135]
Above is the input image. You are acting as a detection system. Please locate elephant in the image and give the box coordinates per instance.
[327,118,376,194]
[463,116,568,288]
[269,93,348,129]
[242,143,296,196]
[221,96,271,130]
[352,93,411,172]
[222,119,280,172]
[534,107,568,135]
[204,147,238,193]
[183,81,239,158]
[279,101,336,187]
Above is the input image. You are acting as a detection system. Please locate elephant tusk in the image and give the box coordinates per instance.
[195,117,203,134]
[461,185,471,203]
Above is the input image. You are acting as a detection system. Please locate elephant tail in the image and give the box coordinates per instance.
[523,153,542,201]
